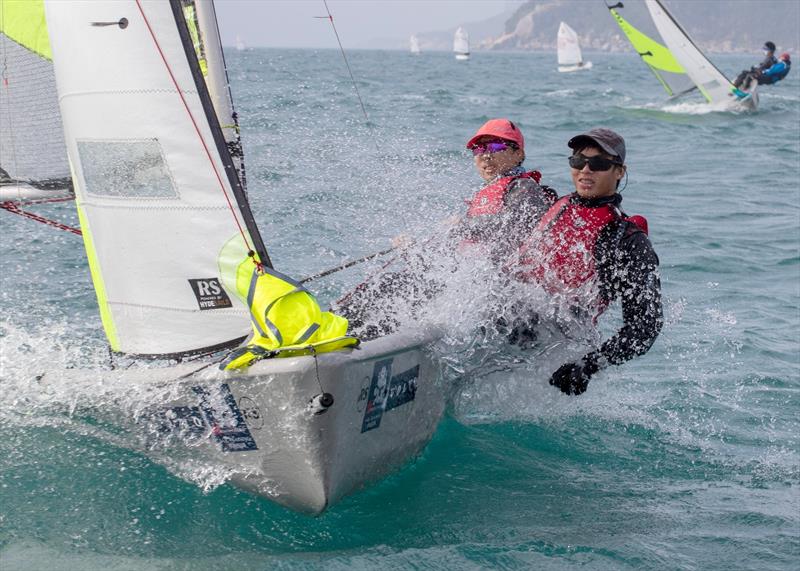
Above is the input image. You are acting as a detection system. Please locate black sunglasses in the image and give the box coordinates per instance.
[568,154,622,172]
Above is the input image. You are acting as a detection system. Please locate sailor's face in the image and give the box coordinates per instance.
[473,139,525,182]
[571,147,625,199]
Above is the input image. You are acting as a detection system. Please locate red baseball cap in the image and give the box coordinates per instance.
[466,119,524,151]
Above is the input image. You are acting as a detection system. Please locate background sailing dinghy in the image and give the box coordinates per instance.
[37,0,444,514]
[557,22,592,72]
[409,34,421,55]
[607,0,757,110]
[453,26,469,60]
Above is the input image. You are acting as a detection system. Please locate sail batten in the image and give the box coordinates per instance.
[43,0,268,356]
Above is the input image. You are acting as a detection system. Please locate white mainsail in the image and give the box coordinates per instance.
[644,0,737,104]
[44,0,268,357]
[453,27,469,60]
[557,21,592,72]
[557,22,582,66]
[409,34,420,54]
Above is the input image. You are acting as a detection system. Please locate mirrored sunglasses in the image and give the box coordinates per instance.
[471,141,516,156]
[568,154,622,172]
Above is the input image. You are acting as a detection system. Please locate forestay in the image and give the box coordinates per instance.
[44,0,269,357]
[644,0,735,104]
[607,1,695,98]
[0,0,71,195]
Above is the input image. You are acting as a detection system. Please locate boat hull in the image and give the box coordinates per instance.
[558,61,593,73]
[57,331,444,514]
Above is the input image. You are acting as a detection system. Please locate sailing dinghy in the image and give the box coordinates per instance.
[410,34,421,55]
[29,0,445,514]
[607,0,757,110]
[453,27,469,60]
[557,22,592,72]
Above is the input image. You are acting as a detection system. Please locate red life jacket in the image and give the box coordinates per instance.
[465,170,541,217]
[515,194,648,312]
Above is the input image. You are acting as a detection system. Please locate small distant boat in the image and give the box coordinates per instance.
[557,22,592,72]
[409,34,421,55]
[453,27,469,60]
[235,34,246,51]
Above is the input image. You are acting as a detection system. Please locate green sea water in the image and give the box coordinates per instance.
[1,49,798,570]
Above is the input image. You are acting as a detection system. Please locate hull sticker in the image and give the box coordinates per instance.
[192,384,258,451]
[361,359,420,433]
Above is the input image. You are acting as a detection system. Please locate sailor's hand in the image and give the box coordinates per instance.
[548,353,601,396]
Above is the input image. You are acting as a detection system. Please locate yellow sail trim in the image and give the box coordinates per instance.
[611,8,684,74]
[72,158,120,351]
[0,0,52,60]
[182,2,208,76]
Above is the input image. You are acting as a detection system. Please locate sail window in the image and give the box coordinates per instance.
[77,139,178,198]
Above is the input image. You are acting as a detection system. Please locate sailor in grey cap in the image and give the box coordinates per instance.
[513,127,663,395]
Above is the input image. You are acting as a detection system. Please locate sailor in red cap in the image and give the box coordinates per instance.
[457,118,557,264]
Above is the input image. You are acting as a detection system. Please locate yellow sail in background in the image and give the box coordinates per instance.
[0,0,51,60]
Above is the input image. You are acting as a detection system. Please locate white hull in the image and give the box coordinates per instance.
[558,61,593,73]
[734,76,759,111]
[455,54,470,61]
[56,330,444,514]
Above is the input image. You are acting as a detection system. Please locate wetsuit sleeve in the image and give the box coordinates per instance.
[590,223,663,367]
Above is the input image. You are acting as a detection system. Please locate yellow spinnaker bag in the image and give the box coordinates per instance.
[221,268,359,370]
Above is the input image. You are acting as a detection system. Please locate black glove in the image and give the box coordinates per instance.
[549,353,602,395]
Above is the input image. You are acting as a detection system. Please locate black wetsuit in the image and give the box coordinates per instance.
[734,52,778,87]
[502,193,662,367]
[591,194,663,366]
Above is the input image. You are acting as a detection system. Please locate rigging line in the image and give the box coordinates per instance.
[9,195,75,207]
[316,1,373,131]
[1,201,82,235]
[134,0,255,261]
[300,247,395,284]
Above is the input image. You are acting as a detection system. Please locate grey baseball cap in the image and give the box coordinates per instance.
[568,128,626,163]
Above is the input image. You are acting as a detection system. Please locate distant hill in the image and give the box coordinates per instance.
[482,0,799,53]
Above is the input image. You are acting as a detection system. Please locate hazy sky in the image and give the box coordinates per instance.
[214,0,523,49]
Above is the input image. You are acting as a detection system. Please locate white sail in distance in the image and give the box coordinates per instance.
[557,22,582,66]
[557,22,592,72]
[409,34,420,54]
[453,27,469,60]
[44,0,269,357]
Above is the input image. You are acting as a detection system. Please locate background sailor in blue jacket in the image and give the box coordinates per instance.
[733,41,777,88]
[759,52,791,85]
